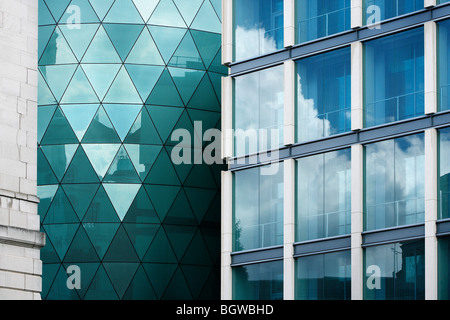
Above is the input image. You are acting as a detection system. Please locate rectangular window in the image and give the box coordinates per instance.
[438,236,450,300]
[364,240,425,300]
[296,149,351,242]
[363,0,424,25]
[232,260,283,300]
[364,134,425,231]
[234,65,284,157]
[438,19,450,112]
[439,127,450,220]
[233,163,284,251]
[364,27,424,128]
[233,0,284,62]
[296,0,350,44]
[296,47,351,143]
[295,250,351,300]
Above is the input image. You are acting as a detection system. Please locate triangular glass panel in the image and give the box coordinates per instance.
[208,69,226,99]
[83,265,119,300]
[81,25,121,63]
[181,265,212,299]
[122,186,159,222]
[168,31,204,70]
[103,0,144,24]
[62,262,100,300]
[38,71,57,105]
[200,226,220,265]
[103,24,144,61]
[38,25,55,61]
[81,64,121,101]
[44,0,71,23]
[142,263,177,299]
[46,264,80,300]
[123,223,159,259]
[163,189,197,226]
[42,186,80,224]
[88,0,114,21]
[81,105,121,143]
[103,104,142,141]
[186,73,220,111]
[62,184,99,221]
[60,104,100,141]
[145,69,184,107]
[169,67,204,105]
[60,0,100,24]
[187,109,221,146]
[82,144,121,180]
[41,144,78,181]
[37,185,58,222]
[62,145,100,183]
[63,225,100,263]
[191,30,221,70]
[83,222,120,259]
[144,185,180,222]
[148,26,186,64]
[103,145,141,183]
[41,107,78,145]
[60,65,99,104]
[132,0,159,22]
[103,225,140,262]
[37,148,58,185]
[190,0,221,34]
[41,263,60,299]
[43,224,79,261]
[184,164,217,189]
[124,144,161,182]
[161,267,192,299]
[144,148,180,185]
[103,183,141,221]
[59,24,99,61]
[164,225,197,261]
[164,145,193,184]
[123,265,157,300]
[125,27,164,66]
[148,0,186,28]
[146,105,183,143]
[142,227,177,263]
[39,0,55,26]
[209,0,222,21]
[103,263,139,299]
[83,185,121,223]
[184,187,217,224]
[39,27,78,65]
[103,67,142,104]
[39,64,77,102]
[163,109,194,146]
[123,108,162,145]
[173,0,203,27]
[181,230,213,266]
[125,65,164,102]
[40,233,60,264]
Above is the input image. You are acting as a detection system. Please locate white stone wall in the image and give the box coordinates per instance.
[0,0,44,300]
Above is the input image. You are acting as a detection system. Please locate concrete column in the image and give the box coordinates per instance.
[425,128,438,300]
[283,159,295,300]
[424,0,437,8]
[284,0,295,48]
[221,170,233,300]
[351,144,364,300]
[351,42,364,131]
[351,0,363,29]
[221,76,233,160]
[284,60,295,146]
[425,21,437,115]
[222,0,233,65]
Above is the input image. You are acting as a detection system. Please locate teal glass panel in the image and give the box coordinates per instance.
[39,27,77,65]
[232,260,283,300]
[295,250,351,300]
[233,65,284,156]
[103,67,142,104]
[438,236,450,300]
[103,104,142,141]
[438,0,450,3]
[148,0,186,28]
[364,134,424,231]
[438,19,450,111]
[124,144,162,181]
[296,0,350,44]
[39,64,77,102]
[124,109,163,145]
[296,149,351,242]
[41,144,78,181]
[174,0,203,26]
[296,47,351,143]
[43,0,71,23]
[122,223,159,258]
[103,184,141,221]
[103,0,144,24]
[103,263,140,298]
[59,24,99,61]
[103,146,141,183]
[60,104,100,141]
[39,0,55,26]
[439,127,450,219]
[64,226,100,262]
[168,32,204,70]
[37,185,58,221]
[37,105,56,143]
[364,240,425,300]
[62,146,100,184]
[81,26,122,63]
[363,0,424,24]
[59,0,99,24]
[81,64,121,101]
[83,186,121,223]
[82,144,121,180]
[83,223,120,259]
[82,106,121,143]
[88,0,114,21]
[60,66,99,104]
[364,27,424,127]
[125,65,165,101]
[40,107,78,145]
[233,163,284,251]
[233,0,284,61]
[37,148,58,185]
[103,24,144,61]
[62,184,99,221]
[190,0,221,34]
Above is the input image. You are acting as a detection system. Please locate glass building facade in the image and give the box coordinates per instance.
[38,0,226,300]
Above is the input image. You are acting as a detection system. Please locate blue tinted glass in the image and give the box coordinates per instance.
[438,236,450,300]
[296,47,351,143]
[233,0,284,61]
[363,0,424,24]
[438,19,450,111]
[296,0,350,44]
[439,128,450,220]
[364,28,424,127]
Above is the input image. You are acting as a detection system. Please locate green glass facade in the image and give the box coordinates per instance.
[37,0,226,300]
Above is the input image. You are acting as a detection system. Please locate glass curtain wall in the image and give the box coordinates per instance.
[438,19,450,111]
[363,0,424,24]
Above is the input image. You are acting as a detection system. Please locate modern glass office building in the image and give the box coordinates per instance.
[221,0,450,300]
[37,0,226,299]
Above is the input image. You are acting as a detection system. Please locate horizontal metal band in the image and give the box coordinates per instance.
[230,246,283,266]
[293,236,351,257]
[362,224,425,247]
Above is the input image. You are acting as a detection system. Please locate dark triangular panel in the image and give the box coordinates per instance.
[181,265,213,300]
[143,263,177,299]
[103,262,140,299]
[169,67,204,106]
[146,105,183,143]
[62,262,100,300]
[88,0,115,21]
[144,185,180,222]
[83,222,120,259]
[184,187,217,224]
[37,185,58,223]
[45,264,80,300]
[124,108,162,145]
[125,64,164,102]
[186,73,221,112]
[83,265,119,300]
[62,184,99,221]
[168,31,204,70]
[122,186,159,224]
[41,107,78,145]
[191,30,221,70]
[62,145,100,183]
[123,222,159,259]
[41,263,59,300]
[123,264,157,300]
[163,189,197,226]
[83,185,121,223]
[184,164,217,189]
[37,148,58,185]
[42,224,79,261]
[37,104,56,144]
[43,186,79,224]
[146,68,184,107]
[161,267,192,300]
[164,225,197,261]
[103,225,140,262]
[181,230,213,266]
[103,23,144,61]
[142,227,177,263]
[124,144,162,182]
[144,148,180,185]
[148,26,186,64]
[82,105,121,143]
[63,225,100,263]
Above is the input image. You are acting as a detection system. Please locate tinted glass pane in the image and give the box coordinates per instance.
[364,28,424,127]
[363,0,424,24]
[438,19,450,111]
[233,0,284,61]
[438,236,450,300]
[364,134,424,231]
[232,260,283,300]
[295,250,351,300]
[439,128,450,219]
[296,149,351,242]
[364,240,425,300]
[296,0,350,44]
[296,47,351,143]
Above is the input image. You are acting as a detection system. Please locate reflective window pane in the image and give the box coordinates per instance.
[364,134,425,231]
[438,236,450,300]
[296,47,351,143]
[233,0,284,61]
[438,19,450,111]
[364,28,424,127]
[233,163,284,251]
[363,0,424,24]
[364,240,425,300]
[296,0,350,44]
[233,260,283,300]
[295,250,351,300]
[439,128,450,219]
[296,149,351,242]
